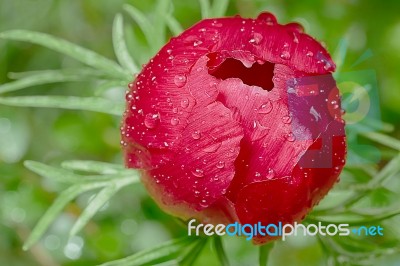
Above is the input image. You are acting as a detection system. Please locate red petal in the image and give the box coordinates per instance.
[235,174,311,244]
[141,100,243,214]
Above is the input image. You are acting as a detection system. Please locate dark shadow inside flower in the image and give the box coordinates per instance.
[207,54,275,91]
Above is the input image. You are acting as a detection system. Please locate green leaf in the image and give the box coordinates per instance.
[259,243,274,266]
[112,14,138,74]
[23,181,109,250]
[0,30,130,80]
[99,237,195,266]
[0,96,124,116]
[69,184,119,236]
[360,131,400,151]
[333,38,348,77]
[123,4,157,53]
[199,0,210,18]
[69,174,139,237]
[0,69,105,94]
[61,160,127,175]
[213,237,229,266]
[24,161,83,183]
[154,0,170,46]
[179,238,207,266]
[210,0,229,17]
[26,160,134,184]
[165,14,184,36]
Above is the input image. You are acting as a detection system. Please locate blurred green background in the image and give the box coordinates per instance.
[1,0,400,265]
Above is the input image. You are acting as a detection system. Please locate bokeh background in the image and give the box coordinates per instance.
[1,0,400,265]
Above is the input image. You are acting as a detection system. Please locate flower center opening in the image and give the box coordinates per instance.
[207,55,275,91]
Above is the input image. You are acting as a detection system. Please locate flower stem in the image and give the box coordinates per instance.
[213,236,229,266]
[259,242,274,266]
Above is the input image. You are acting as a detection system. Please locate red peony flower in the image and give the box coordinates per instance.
[121,12,346,244]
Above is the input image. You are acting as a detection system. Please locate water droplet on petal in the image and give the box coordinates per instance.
[203,141,222,153]
[193,40,203,47]
[170,117,180,126]
[257,12,277,25]
[280,51,291,60]
[181,98,189,108]
[200,199,208,207]
[267,168,275,178]
[192,168,204,178]
[285,133,296,142]
[249,32,263,45]
[306,51,314,57]
[258,101,273,114]
[282,115,292,124]
[174,74,187,87]
[144,113,159,129]
[216,161,225,169]
[192,130,201,140]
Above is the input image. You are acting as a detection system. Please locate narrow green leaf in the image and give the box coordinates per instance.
[154,0,170,46]
[0,69,105,94]
[213,237,229,266]
[24,161,83,183]
[259,243,274,266]
[360,131,400,151]
[69,184,119,236]
[112,14,138,74]
[179,238,207,266]
[165,14,184,36]
[199,0,210,18]
[0,96,124,116]
[99,237,195,266]
[61,160,126,175]
[94,80,127,96]
[23,182,109,250]
[0,30,130,80]
[333,38,348,77]
[211,0,229,17]
[123,4,157,52]
[26,160,134,183]
[369,153,400,188]
[8,68,105,80]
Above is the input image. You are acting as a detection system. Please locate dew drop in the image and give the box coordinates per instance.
[170,117,180,126]
[200,199,208,207]
[144,113,159,129]
[174,74,187,88]
[193,40,203,47]
[192,168,204,178]
[306,51,314,57]
[323,61,332,71]
[258,101,273,114]
[216,161,225,169]
[282,115,292,124]
[180,98,190,108]
[191,130,201,140]
[203,141,222,153]
[267,168,275,178]
[257,12,277,25]
[249,32,263,45]
[285,133,296,142]
[280,51,291,60]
